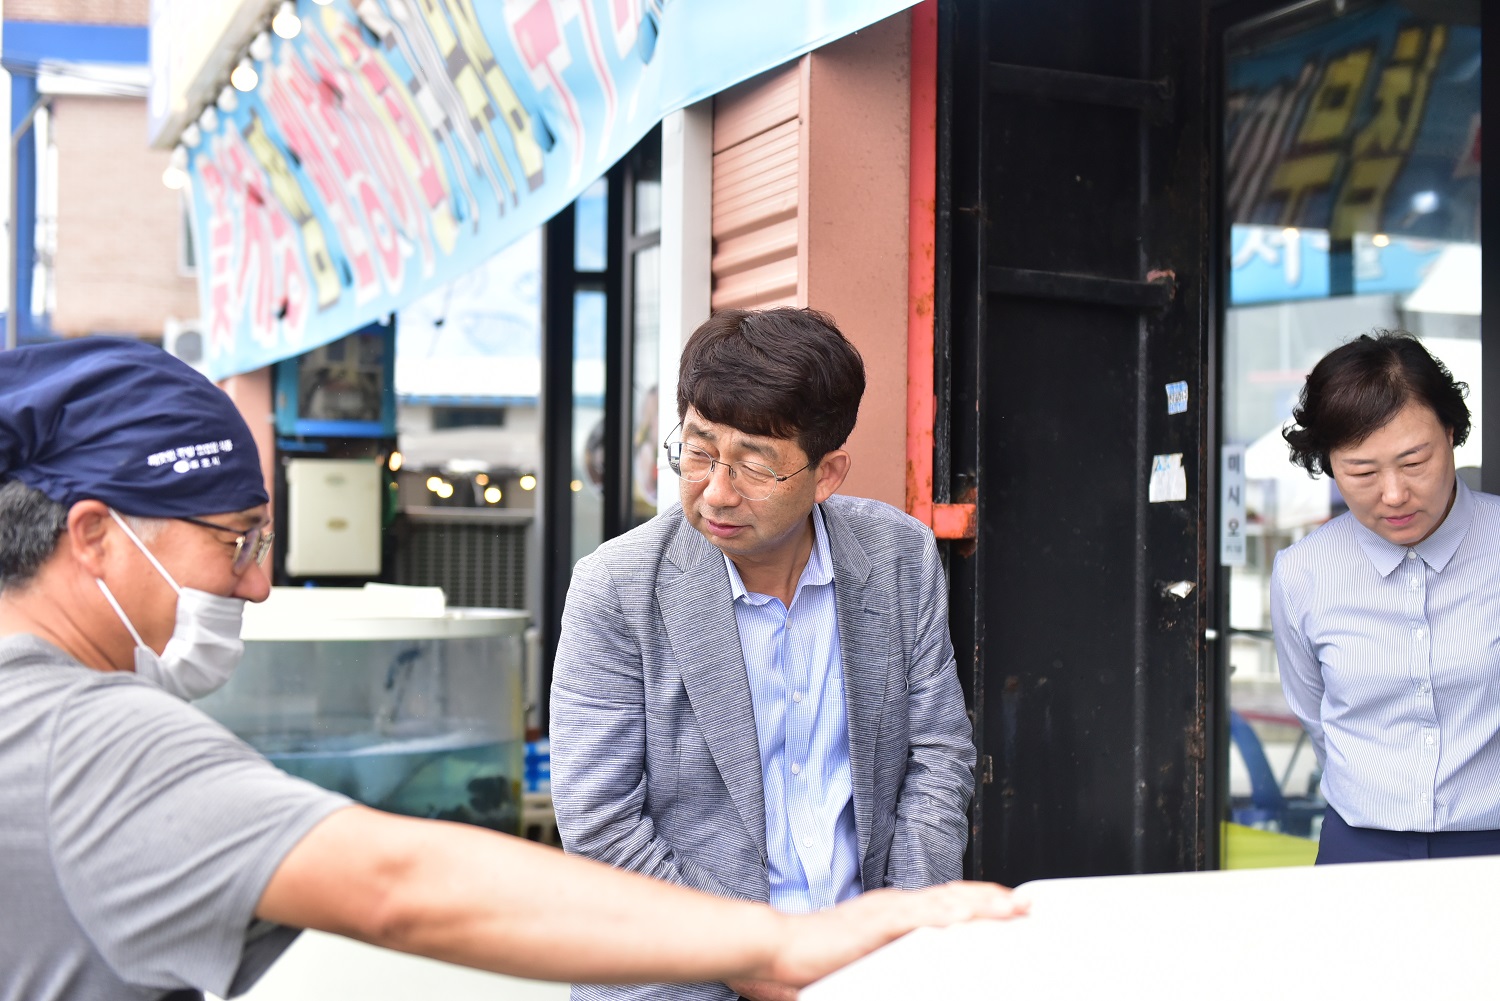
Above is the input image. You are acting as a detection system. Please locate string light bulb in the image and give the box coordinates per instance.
[161,146,189,190]
[230,59,258,92]
[271,2,302,39]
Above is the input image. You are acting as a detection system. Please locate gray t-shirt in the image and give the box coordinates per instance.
[0,634,351,1001]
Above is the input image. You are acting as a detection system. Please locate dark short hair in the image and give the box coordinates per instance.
[676,308,866,465]
[1283,330,1470,477]
[0,479,68,592]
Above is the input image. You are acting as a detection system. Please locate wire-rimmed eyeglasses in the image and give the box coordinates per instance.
[661,431,810,502]
[175,516,275,574]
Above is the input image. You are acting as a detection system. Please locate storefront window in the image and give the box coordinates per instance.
[631,244,662,524]
[573,289,607,569]
[576,178,608,273]
[625,130,662,527]
[1221,0,1481,865]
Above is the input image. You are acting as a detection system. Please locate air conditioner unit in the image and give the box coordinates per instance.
[162,317,208,374]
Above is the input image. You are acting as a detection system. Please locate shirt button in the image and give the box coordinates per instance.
[1414,628,1425,640]
[1425,736,1436,746]
[803,836,814,848]
[790,762,801,776]
[792,691,803,703]
[1409,578,1420,589]
[1419,684,1430,694]
[1407,550,1418,560]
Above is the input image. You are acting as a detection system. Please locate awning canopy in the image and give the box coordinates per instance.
[173,0,921,380]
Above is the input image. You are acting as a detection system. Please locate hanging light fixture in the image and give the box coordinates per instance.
[215,86,237,114]
[271,1,302,39]
[230,58,259,92]
[180,123,201,148]
[198,105,219,132]
[248,31,273,62]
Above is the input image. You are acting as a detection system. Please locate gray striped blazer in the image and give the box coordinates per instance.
[550,494,976,1001]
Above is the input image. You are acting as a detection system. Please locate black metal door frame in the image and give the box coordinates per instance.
[941,0,1214,886]
[538,129,660,734]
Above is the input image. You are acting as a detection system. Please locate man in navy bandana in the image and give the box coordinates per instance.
[0,338,1021,1001]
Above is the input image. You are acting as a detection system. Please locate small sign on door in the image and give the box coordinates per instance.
[1221,445,1246,566]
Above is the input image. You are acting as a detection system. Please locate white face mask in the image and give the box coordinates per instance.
[95,510,247,701]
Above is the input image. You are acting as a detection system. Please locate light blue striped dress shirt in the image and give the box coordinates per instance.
[1271,480,1500,832]
[724,506,862,914]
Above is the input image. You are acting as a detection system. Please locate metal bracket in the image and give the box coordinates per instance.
[985,61,1174,122]
[986,266,1175,310]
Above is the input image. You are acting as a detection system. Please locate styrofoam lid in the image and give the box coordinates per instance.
[242,584,527,641]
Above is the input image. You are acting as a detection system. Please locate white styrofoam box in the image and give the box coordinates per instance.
[284,458,382,577]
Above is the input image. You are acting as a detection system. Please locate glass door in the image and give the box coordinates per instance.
[1218,0,1482,866]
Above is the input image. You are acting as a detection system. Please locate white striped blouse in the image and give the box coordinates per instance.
[1271,479,1500,832]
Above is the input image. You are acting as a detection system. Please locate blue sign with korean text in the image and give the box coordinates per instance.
[183,0,921,380]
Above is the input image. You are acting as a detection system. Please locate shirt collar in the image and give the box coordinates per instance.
[724,504,834,603]
[1353,477,1473,576]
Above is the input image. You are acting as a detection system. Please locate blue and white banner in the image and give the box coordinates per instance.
[182,0,920,380]
[1229,224,1457,306]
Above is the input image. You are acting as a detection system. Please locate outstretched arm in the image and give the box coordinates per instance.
[256,805,1025,986]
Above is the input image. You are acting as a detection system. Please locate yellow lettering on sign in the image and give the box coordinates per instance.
[1333,25,1446,237]
[1268,150,1343,223]
[454,64,519,200]
[484,64,547,191]
[299,220,340,309]
[451,0,545,192]
[1267,48,1373,225]
[409,0,518,202]
[244,113,340,308]
[244,113,311,221]
[1296,48,1374,145]
[413,0,459,56]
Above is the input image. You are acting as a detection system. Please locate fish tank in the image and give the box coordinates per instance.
[196,585,527,834]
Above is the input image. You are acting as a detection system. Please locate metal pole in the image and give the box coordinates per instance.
[7,93,49,352]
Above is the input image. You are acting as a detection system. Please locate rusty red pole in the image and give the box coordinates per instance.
[907,0,976,540]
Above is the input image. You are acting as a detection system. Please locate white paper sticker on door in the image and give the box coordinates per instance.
[1149,452,1187,503]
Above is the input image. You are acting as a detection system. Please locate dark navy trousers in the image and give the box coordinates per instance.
[1316,806,1500,864]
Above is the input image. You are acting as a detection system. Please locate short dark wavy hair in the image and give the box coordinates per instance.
[676,308,865,465]
[1283,330,1470,477]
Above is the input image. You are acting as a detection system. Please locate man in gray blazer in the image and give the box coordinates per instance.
[551,307,976,1001]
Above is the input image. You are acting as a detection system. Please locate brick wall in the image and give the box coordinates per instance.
[4,0,149,25]
[49,95,201,337]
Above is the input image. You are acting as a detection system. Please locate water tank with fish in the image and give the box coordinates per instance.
[196,585,527,834]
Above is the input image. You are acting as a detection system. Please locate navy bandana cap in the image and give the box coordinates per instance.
[0,337,268,517]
